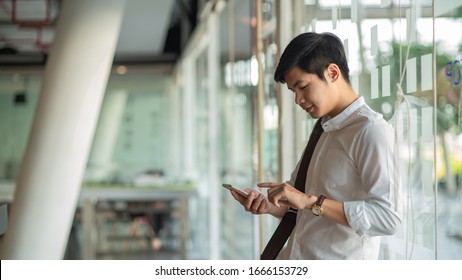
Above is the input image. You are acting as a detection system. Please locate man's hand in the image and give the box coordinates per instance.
[230,189,273,215]
[258,182,317,209]
[228,188,288,218]
[257,182,350,227]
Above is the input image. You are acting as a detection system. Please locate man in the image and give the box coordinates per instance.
[230,32,402,259]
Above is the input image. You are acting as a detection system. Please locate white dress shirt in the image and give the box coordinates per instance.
[278,96,402,260]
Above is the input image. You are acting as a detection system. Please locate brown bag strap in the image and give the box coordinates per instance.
[260,118,323,260]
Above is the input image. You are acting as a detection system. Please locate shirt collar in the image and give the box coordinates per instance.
[321,96,364,132]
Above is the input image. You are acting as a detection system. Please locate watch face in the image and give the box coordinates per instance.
[312,206,322,216]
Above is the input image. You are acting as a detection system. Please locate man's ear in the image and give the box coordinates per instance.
[326,63,341,83]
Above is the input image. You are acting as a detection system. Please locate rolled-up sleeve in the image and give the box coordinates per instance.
[344,120,402,237]
[345,199,401,237]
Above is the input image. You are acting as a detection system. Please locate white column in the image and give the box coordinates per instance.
[207,11,220,260]
[278,0,296,181]
[0,0,126,259]
[182,59,196,180]
[168,78,181,177]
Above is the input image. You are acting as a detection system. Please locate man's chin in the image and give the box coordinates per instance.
[308,112,321,119]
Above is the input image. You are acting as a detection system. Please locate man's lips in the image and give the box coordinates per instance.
[304,105,314,113]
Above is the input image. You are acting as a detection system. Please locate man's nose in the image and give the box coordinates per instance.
[295,92,305,105]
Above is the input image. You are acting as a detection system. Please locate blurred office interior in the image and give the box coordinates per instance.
[0,0,461,260]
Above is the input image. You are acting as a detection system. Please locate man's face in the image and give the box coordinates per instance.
[284,66,337,118]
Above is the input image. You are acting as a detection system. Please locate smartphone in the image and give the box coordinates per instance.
[222,183,249,198]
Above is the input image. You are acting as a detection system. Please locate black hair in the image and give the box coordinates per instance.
[274,32,350,84]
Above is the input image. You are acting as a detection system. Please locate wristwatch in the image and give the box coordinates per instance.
[311,195,326,216]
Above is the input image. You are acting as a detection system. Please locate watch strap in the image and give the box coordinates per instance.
[315,195,326,207]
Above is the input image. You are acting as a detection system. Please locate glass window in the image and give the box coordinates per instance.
[84,73,173,184]
[218,0,256,260]
[292,0,462,259]
[434,1,462,260]
[0,72,41,181]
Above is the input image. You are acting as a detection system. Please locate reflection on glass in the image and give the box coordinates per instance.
[297,0,461,259]
[218,0,255,260]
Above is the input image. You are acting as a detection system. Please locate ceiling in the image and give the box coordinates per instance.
[0,0,201,67]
